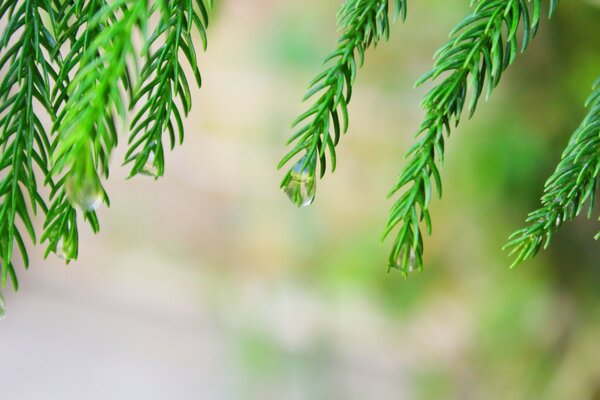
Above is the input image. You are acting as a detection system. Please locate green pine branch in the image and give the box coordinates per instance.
[0,0,212,295]
[383,0,558,275]
[0,0,594,301]
[125,0,210,178]
[506,77,600,266]
[43,0,147,261]
[0,0,59,288]
[278,0,407,206]
[41,0,114,263]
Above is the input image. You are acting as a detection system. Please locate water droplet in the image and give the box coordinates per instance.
[556,214,562,227]
[284,154,316,207]
[553,196,565,205]
[0,291,6,320]
[66,176,104,212]
[56,236,76,262]
[140,149,159,177]
[396,247,417,273]
[407,250,417,272]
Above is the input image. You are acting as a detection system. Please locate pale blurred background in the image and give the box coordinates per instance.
[2,1,600,399]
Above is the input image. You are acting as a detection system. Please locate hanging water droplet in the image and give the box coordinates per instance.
[56,235,76,262]
[553,196,565,205]
[395,247,417,273]
[0,291,6,320]
[284,154,316,207]
[140,149,159,177]
[407,249,417,272]
[555,214,562,227]
[66,176,104,212]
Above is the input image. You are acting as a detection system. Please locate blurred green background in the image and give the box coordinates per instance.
[2,1,600,399]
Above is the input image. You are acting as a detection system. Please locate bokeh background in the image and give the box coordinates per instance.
[2,0,600,399]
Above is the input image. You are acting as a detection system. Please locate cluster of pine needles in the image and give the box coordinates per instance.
[280,0,598,275]
[0,0,597,299]
[0,0,210,290]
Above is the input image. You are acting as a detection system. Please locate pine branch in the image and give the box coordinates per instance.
[383,0,558,275]
[0,0,59,288]
[505,77,600,266]
[42,0,147,261]
[125,0,210,178]
[278,0,407,207]
[41,0,110,262]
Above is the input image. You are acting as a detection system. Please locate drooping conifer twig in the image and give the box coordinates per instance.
[41,0,120,263]
[0,0,212,295]
[383,0,558,275]
[278,0,407,207]
[125,0,211,178]
[0,0,59,288]
[506,77,600,266]
[43,0,148,262]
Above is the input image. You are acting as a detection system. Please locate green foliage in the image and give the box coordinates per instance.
[279,0,594,276]
[275,0,600,276]
[0,0,58,288]
[0,0,211,291]
[126,0,210,178]
[278,0,407,189]
[0,0,596,298]
[506,77,600,266]
[44,0,147,262]
[382,0,557,275]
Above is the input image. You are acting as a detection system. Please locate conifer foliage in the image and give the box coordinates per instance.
[0,0,57,288]
[382,0,559,274]
[279,0,595,276]
[0,0,597,303]
[278,0,407,200]
[506,78,600,266]
[0,0,210,292]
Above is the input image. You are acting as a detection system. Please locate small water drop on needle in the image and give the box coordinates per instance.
[141,149,159,178]
[56,236,75,262]
[0,291,6,320]
[407,249,417,272]
[396,248,417,273]
[66,176,104,212]
[284,154,316,207]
